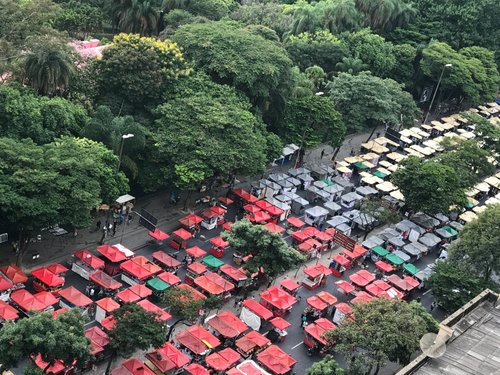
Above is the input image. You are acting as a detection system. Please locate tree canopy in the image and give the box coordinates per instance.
[306,355,344,375]
[222,219,305,277]
[391,156,466,214]
[325,298,438,373]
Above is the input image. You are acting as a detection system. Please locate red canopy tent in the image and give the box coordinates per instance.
[220,264,247,284]
[177,283,207,301]
[286,216,305,229]
[260,286,297,314]
[210,205,227,216]
[232,188,258,203]
[316,291,337,306]
[137,299,171,322]
[210,236,229,248]
[331,254,350,267]
[303,226,320,237]
[206,347,241,372]
[335,280,355,295]
[365,280,404,300]
[179,214,203,228]
[195,273,235,296]
[306,296,328,312]
[314,231,332,242]
[31,267,65,288]
[185,247,206,260]
[96,297,120,313]
[148,229,169,241]
[0,274,13,292]
[171,228,193,250]
[351,291,373,305]
[96,245,128,263]
[248,211,271,223]
[223,221,233,231]
[265,205,284,217]
[353,244,367,257]
[304,318,336,346]
[242,298,273,321]
[270,317,291,331]
[291,230,309,243]
[85,326,109,355]
[185,363,211,375]
[73,250,105,270]
[152,250,181,270]
[208,310,249,338]
[157,271,181,286]
[279,278,300,295]
[349,270,376,287]
[219,197,234,206]
[304,264,332,279]
[100,315,116,331]
[33,354,67,375]
[0,300,19,321]
[387,275,419,293]
[298,238,322,254]
[255,200,273,211]
[111,358,155,375]
[172,228,193,240]
[375,260,394,273]
[176,325,221,355]
[243,204,261,214]
[120,259,156,281]
[335,302,353,316]
[11,289,57,312]
[264,222,285,234]
[146,342,190,373]
[57,286,92,308]
[325,227,336,237]
[90,270,123,291]
[128,283,152,299]
[46,263,68,275]
[0,264,28,284]
[115,288,141,304]
[52,308,69,319]
[257,345,296,375]
[235,330,271,356]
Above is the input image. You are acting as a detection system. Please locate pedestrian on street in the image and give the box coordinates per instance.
[320,149,325,159]
[350,148,355,156]
[96,220,101,232]
[112,224,117,237]
[127,213,133,225]
[430,301,437,311]
[416,297,421,303]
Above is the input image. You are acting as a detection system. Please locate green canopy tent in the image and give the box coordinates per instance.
[202,255,225,271]
[322,179,334,186]
[353,162,369,170]
[403,263,420,276]
[385,253,405,267]
[146,277,170,301]
[442,225,458,237]
[372,170,387,179]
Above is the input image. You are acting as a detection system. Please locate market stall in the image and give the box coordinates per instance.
[201,206,227,230]
[95,244,130,276]
[0,300,19,323]
[85,326,109,359]
[57,286,92,314]
[71,250,105,281]
[279,278,300,297]
[329,255,350,277]
[137,299,171,322]
[184,262,207,286]
[152,250,182,273]
[286,217,305,232]
[304,206,329,226]
[194,272,235,300]
[205,347,241,374]
[386,275,419,298]
[179,213,203,231]
[350,291,374,305]
[157,271,181,287]
[148,228,169,244]
[257,345,296,375]
[235,330,271,358]
[220,264,248,289]
[146,277,170,302]
[332,302,353,325]
[302,265,331,290]
[11,289,58,316]
[209,236,230,258]
[335,280,355,296]
[268,317,291,343]
[145,342,190,375]
[31,267,65,293]
[0,265,27,291]
[89,270,123,296]
[169,228,192,250]
[260,286,297,317]
[95,297,120,323]
[207,310,249,342]
[304,318,336,356]
[202,255,225,272]
[120,256,161,286]
[240,298,273,331]
[365,280,404,300]
[176,325,221,357]
[349,270,376,289]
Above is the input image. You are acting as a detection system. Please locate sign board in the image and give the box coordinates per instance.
[332,231,356,252]
[0,233,8,244]
[138,209,157,232]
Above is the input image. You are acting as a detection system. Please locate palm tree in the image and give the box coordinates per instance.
[286,4,320,37]
[335,57,368,75]
[23,44,75,96]
[319,0,362,34]
[112,0,160,35]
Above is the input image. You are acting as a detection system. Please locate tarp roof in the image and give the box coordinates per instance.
[235,331,270,353]
[157,271,181,286]
[279,278,300,292]
[116,288,141,303]
[194,273,235,295]
[206,348,241,371]
[304,318,336,345]
[172,228,192,241]
[57,286,92,307]
[306,296,328,311]
[304,264,331,279]
[186,246,207,258]
[179,214,203,227]
[220,264,247,282]
[111,358,155,375]
[0,264,28,284]
[128,283,152,298]
[85,326,109,355]
[207,311,249,338]
[96,297,120,313]
[0,300,19,321]
[90,270,123,290]
[184,363,210,375]
[152,251,181,268]
[0,274,13,291]
[317,291,337,306]
[46,263,68,275]
[137,299,171,321]
[270,317,291,330]
[257,345,296,375]
[176,325,221,355]
[74,250,105,269]
[146,342,190,372]
[260,286,297,310]
[242,299,273,320]
[31,267,64,287]
[120,260,154,280]
[349,270,375,287]
[148,229,169,241]
[96,245,127,263]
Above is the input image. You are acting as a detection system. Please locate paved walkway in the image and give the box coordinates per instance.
[0,127,381,271]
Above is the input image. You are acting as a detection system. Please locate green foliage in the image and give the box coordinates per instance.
[185,0,235,20]
[391,156,466,214]
[109,304,165,357]
[245,25,280,42]
[335,56,367,75]
[222,219,305,277]
[389,43,417,88]
[54,1,104,37]
[285,31,347,73]
[328,72,419,132]
[146,73,280,192]
[163,286,205,321]
[355,0,416,33]
[340,29,396,77]
[279,96,346,148]
[325,298,438,371]
[428,259,486,313]
[464,113,500,158]
[97,33,190,105]
[173,21,293,106]
[22,36,76,96]
[434,139,494,189]
[448,205,500,283]
[359,197,402,237]
[23,366,44,375]
[0,309,90,370]
[420,42,500,106]
[307,354,344,375]
[0,85,89,144]
[111,0,160,35]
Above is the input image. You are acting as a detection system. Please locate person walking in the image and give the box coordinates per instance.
[96,220,101,232]
[112,223,117,237]
[320,149,325,159]
[430,301,437,311]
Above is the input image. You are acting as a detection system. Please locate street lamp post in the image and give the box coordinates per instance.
[423,63,452,125]
[116,133,134,172]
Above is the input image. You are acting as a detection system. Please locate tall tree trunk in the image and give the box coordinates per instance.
[183,190,192,211]
[105,352,116,375]
[16,232,30,266]
[374,363,381,375]
[366,126,377,142]
[331,146,340,161]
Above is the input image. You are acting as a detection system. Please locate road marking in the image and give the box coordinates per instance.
[422,288,433,296]
[291,342,304,350]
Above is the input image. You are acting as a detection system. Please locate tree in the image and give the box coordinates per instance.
[111,0,160,35]
[389,43,417,88]
[22,37,76,97]
[355,0,416,33]
[97,33,190,105]
[0,310,90,372]
[0,137,128,264]
[173,21,293,108]
[306,354,344,375]
[0,85,89,144]
[434,138,494,189]
[464,113,500,159]
[107,304,165,373]
[278,96,346,150]
[340,28,396,77]
[448,205,500,283]
[54,1,104,38]
[328,72,419,135]
[162,286,205,321]
[335,56,367,75]
[285,31,347,74]
[222,219,305,278]
[325,298,438,374]
[146,73,281,193]
[391,156,466,214]
[183,0,235,20]
[316,0,363,34]
[427,259,486,313]
[359,197,401,240]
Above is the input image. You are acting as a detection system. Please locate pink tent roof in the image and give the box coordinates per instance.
[96,245,127,263]
[317,291,337,306]
[306,296,328,311]
[0,264,28,284]
[206,348,241,371]
[146,342,190,372]
[89,270,123,290]
[375,260,394,273]
[137,299,171,321]
[257,345,296,375]
[111,358,155,375]
[242,298,273,320]
[31,268,64,287]
[172,228,192,241]
[207,310,249,338]
[0,274,13,291]
[220,264,247,282]
[179,214,203,227]
[304,318,336,345]
[349,270,375,287]
[157,271,181,286]
[152,251,181,268]
[303,226,320,237]
[335,280,355,294]
[185,363,211,375]
[286,216,305,228]
[210,236,229,248]
[85,326,109,355]
[235,330,270,353]
[120,260,154,280]
[128,283,152,298]
[279,278,300,292]
[0,300,19,321]
[148,229,169,241]
[195,273,235,295]
[57,286,92,307]
[260,286,297,310]
[270,316,291,330]
[96,297,120,313]
[116,288,141,303]
[351,291,373,305]
[304,264,331,278]
[176,325,221,355]
[74,250,105,269]
[264,222,285,234]
[46,263,68,275]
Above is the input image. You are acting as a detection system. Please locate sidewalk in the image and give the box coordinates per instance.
[0,128,378,271]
